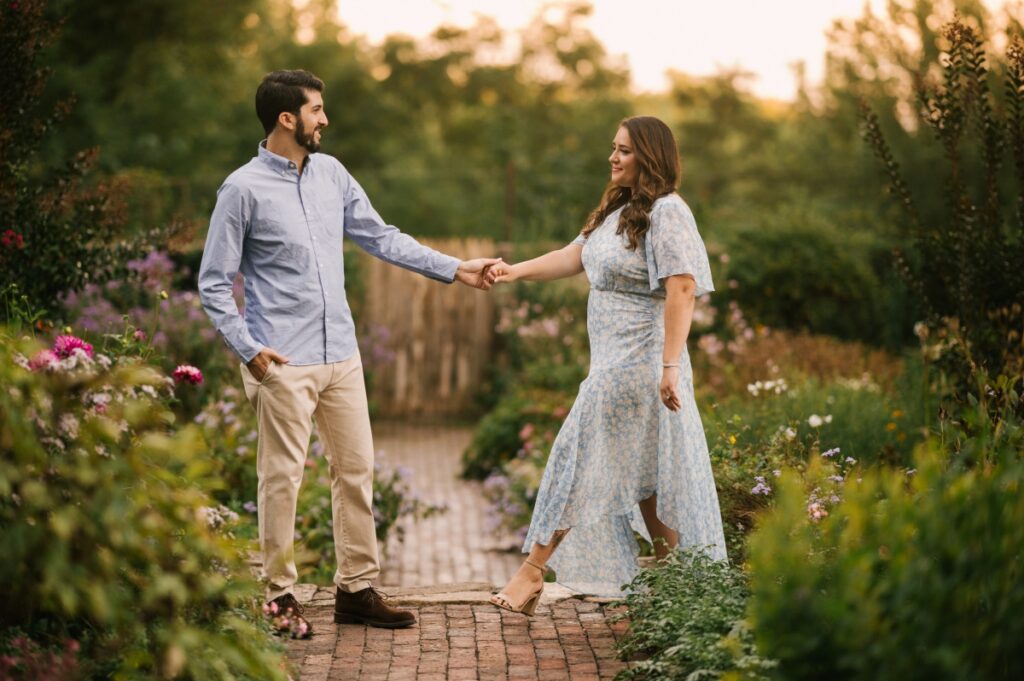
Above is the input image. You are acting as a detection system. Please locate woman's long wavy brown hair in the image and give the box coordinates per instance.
[581,116,681,250]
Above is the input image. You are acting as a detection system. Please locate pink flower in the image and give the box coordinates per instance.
[53,335,94,359]
[133,329,147,342]
[519,423,535,442]
[807,501,829,522]
[173,365,204,385]
[28,349,59,371]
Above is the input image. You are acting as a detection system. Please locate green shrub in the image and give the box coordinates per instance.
[747,420,1024,681]
[705,369,930,470]
[461,387,575,480]
[719,205,915,348]
[862,18,1024,413]
[0,332,287,680]
[615,548,776,680]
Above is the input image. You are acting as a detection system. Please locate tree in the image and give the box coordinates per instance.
[862,14,1024,417]
[0,0,151,317]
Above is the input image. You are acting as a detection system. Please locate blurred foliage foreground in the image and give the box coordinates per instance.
[465,14,1024,681]
[0,329,290,680]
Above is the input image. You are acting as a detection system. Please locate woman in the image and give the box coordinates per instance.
[486,116,727,612]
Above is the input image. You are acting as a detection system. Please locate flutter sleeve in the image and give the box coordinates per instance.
[644,196,714,296]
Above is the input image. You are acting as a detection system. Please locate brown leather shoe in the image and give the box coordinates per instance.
[334,586,416,628]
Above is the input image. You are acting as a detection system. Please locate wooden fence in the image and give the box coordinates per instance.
[355,238,498,418]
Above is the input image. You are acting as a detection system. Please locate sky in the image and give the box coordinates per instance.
[333,0,1010,100]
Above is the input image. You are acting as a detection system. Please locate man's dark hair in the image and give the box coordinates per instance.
[255,70,324,135]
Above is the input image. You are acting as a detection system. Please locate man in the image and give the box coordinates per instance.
[198,69,498,636]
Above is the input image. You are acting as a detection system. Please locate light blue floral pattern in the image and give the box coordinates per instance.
[522,193,727,597]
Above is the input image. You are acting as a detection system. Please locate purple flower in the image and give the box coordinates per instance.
[53,335,94,359]
[126,251,175,290]
[243,501,257,513]
[751,476,772,496]
[822,447,841,459]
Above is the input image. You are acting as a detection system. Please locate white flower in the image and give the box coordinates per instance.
[783,427,796,440]
[58,413,80,439]
[807,414,824,428]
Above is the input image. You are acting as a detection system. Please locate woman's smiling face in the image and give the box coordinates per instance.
[609,126,639,188]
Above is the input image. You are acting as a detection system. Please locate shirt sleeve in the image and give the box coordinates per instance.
[644,197,715,296]
[339,166,460,283]
[571,232,587,246]
[197,182,264,362]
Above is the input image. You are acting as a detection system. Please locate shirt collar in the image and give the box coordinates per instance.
[258,140,306,175]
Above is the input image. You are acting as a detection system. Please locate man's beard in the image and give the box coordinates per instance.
[295,118,321,153]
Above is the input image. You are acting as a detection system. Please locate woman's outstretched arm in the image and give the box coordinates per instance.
[488,243,584,283]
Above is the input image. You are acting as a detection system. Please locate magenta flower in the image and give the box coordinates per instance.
[53,335,94,359]
[28,349,59,371]
[173,364,204,385]
[133,329,147,342]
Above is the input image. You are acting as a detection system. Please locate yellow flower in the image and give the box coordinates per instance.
[728,435,737,445]
[891,409,904,418]
[159,290,169,300]
[885,422,898,432]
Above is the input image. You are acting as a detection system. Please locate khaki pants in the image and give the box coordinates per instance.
[240,353,379,600]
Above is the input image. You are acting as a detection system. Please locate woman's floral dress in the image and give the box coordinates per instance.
[522,193,727,597]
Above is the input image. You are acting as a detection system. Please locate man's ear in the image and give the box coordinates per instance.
[277,111,297,132]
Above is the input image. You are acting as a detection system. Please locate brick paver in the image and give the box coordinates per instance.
[373,422,523,587]
[285,601,631,681]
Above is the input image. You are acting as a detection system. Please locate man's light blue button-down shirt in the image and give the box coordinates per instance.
[198,143,460,366]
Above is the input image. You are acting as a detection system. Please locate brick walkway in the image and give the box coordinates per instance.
[285,423,633,680]
[285,600,630,681]
[373,422,523,588]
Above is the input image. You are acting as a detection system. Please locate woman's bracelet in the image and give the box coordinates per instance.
[662,363,679,368]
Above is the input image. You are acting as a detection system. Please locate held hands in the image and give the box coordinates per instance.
[247,347,289,382]
[455,258,504,291]
[484,260,517,285]
[660,366,681,412]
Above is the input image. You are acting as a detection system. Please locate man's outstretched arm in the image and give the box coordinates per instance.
[340,168,500,289]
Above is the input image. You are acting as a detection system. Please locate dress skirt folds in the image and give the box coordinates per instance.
[522,193,727,597]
